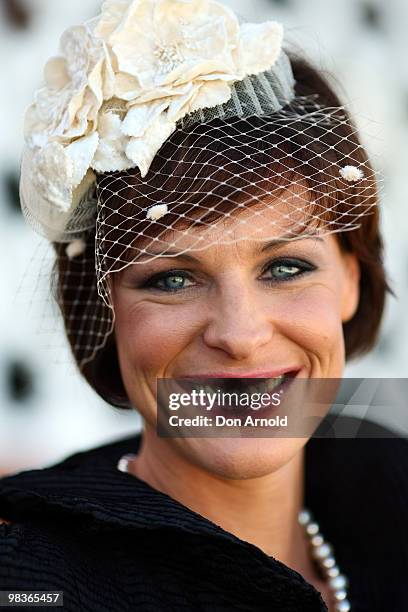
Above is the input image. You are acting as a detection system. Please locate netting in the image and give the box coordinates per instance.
[51,90,381,369]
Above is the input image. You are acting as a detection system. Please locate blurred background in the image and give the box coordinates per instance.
[0,0,407,475]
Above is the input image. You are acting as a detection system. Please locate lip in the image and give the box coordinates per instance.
[178,368,301,379]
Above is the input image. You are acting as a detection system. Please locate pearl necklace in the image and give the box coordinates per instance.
[117,454,351,612]
[298,509,351,611]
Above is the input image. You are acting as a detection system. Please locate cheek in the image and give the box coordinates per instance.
[114,299,200,375]
[113,280,347,379]
[276,285,345,356]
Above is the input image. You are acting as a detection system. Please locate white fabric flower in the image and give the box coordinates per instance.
[93,110,132,172]
[146,203,169,221]
[30,134,99,213]
[24,26,113,144]
[22,0,285,240]
[94,0,283,174]
[339,165,365,182]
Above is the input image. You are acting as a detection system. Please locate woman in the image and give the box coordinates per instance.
[1,1,406,611]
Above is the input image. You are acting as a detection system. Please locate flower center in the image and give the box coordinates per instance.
[154,43,185,74]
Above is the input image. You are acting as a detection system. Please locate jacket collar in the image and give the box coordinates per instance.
[0,431,330,607]
[0,420,405,580]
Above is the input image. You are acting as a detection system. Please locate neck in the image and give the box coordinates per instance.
[127,425,316,581]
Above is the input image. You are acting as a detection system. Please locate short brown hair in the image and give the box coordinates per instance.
[53,56,394,408]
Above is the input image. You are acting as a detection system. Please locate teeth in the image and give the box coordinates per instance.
[177,375,292,401]
[190,376,288,396]
[265,376,285,393]
[251,383,263,394]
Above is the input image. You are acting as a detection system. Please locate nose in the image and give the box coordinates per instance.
[202,277,274,361]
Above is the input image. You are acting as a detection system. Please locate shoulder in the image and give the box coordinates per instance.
[0,432,140,525]
[0,518,113,604]
[307,415,408,484]
[306,416,408,557]
[0,520,22,577]
[0,519,65,590]
[306,414,408,501]
[0,434,140,592]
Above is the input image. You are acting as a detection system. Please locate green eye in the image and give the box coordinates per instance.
[272,264,301,279]
[161,275,186,290]
[142,258,316,293]
[264,258,316,283]
[147,272,194,292]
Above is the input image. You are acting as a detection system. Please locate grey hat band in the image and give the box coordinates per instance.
[179,50,296,129]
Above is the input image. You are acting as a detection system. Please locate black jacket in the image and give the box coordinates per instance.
[0,417,407,611]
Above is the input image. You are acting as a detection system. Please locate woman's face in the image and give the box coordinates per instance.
[110,197,360,479]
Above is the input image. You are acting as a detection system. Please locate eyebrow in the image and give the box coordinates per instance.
[260,233,324,253]
[136,232,324,263]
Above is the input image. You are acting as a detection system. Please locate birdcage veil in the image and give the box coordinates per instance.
[18,0,382,370]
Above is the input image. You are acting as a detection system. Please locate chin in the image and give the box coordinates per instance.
[177,437,305,480]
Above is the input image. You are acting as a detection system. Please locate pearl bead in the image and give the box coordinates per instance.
[322,556,336,569]
[306,522,319,535]
[298,510,311,525]
[335,601,351,612]
[117,453,136,473]
[326,566,340,578]
[312,543,332,559]
[311,534,324,547]
[334,589,347,601]
[330,575,347,590]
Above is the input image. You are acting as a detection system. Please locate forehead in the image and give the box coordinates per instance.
[132,184,322,257]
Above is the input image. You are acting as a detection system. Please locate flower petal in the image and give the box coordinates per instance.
[88,58,105,108]
[44,57,70,90]
[154,0,239,41]
[114,72,143,100]
[188,80,231,114]
[101,47,116,99]
[24,103,47,144]
[107,1,157,79]
[237,21,283,75]
[133,82,193,105]
[126,113,176,178]
[121,100,170,138]
[72,168,97,209]
[93,0,131,40]
[32,143,73,213]
[164,84,196,120]
[60,26,91,78]
[92,112,133,172]
[65,132,99,188]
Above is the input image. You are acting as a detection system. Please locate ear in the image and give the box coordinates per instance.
[341,253,361,323]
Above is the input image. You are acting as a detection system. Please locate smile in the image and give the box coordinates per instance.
[174,371,299,397]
